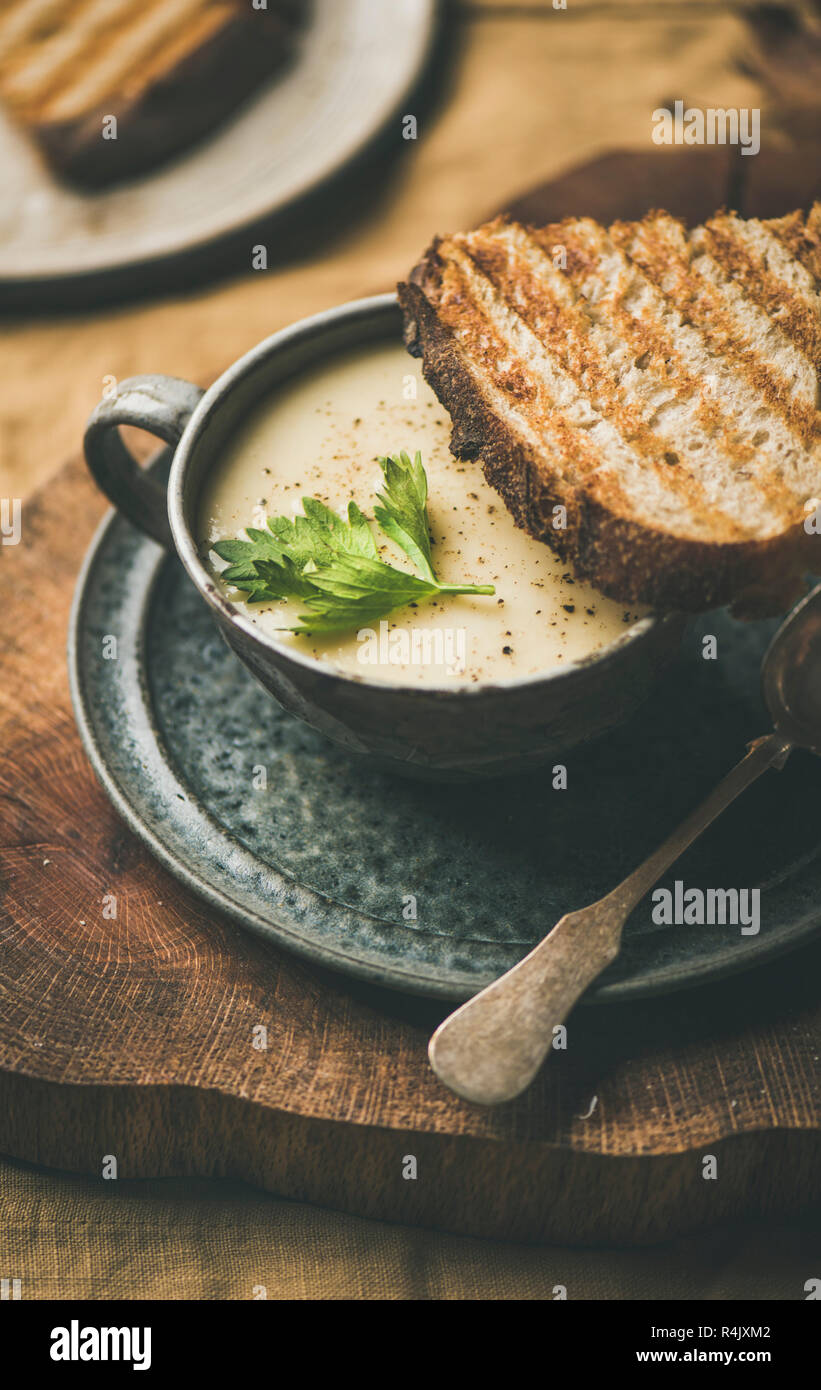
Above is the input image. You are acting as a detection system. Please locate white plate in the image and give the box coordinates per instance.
[0,0,437,293]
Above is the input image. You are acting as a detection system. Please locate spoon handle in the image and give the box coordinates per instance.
[429,731,792,1105]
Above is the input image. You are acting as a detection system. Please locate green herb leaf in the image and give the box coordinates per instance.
[304,498,379,561]
[212,452,495,634]
[373,450,435,581]
[290,555,438,632]
[267,498,379,568]
[213,528,286,582]
[238,554,318,602]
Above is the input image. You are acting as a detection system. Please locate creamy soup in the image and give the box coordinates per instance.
[198,342,644,686]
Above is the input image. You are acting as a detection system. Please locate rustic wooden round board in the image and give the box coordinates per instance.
[0,0,437,295]
[3,463,821,1243]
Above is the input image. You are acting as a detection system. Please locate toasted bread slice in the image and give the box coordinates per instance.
[398,205,821,615]
[0,0,303,187]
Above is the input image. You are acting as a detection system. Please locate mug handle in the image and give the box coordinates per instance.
[84,374,205,547]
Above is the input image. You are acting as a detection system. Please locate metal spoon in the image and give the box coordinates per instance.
[429,585,821,1106]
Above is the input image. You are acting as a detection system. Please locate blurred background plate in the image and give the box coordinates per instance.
[0,0,437,298]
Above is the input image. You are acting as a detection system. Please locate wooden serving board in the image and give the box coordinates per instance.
[1,456,820,1245]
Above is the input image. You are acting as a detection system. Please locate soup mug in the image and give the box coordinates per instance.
[83,293,684,780]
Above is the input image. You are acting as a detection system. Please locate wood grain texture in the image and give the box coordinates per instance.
[0,457,819,1243]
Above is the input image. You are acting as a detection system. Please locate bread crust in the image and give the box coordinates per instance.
[398,228,817,618]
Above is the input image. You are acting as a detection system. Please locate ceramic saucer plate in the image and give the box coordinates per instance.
[69,468,821,1001]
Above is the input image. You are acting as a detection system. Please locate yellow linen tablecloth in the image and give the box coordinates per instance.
[2,1158,817,1300]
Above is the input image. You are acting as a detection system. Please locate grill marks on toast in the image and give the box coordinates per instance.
[615,214,817,435]
[433,249,639,523]
[444,220,787,541]
[0,0,65,58]
[768,206,821,283]
[698,214,821,383]
[467,228,696,470]
[50,5,229,126]
[465,221,756,542]
[412,210,821,547]
[0,0,230,122]
[692,251,818,425]
[611,213,821,519]
[400,204,821,613]
[0,0,300,187]
[547,218,817,537]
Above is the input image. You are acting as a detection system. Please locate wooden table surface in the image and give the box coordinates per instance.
[1,0,820,1248]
